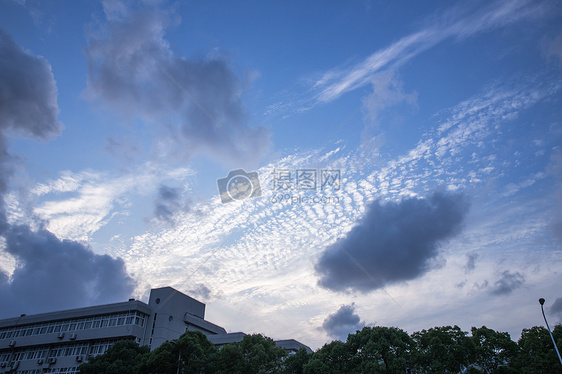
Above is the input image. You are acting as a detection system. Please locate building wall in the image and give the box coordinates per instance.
[0,301,151,374]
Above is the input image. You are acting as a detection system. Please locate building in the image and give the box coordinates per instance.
[0,287,311,374]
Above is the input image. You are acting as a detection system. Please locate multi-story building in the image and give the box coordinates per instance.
[0,287,310,374]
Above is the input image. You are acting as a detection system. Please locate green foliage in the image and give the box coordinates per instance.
[281,347,311,374]
[303,340,352,374]
[348,326,415,373]
[470,326,518,374]
[210,334,288,374]
[79,339,149,374]
[80,324,562,374]
[511,325,562,374]
[411,325,475,373]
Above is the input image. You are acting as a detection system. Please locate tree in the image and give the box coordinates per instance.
[79,339,149,374]
[469,326,518,373]
[303,340,352,374]
[211,334,287,374]
[347,326,415,373]
[137,331,218,374]
[411,325,475,373]
[176,330,218,374]
[138,341,180,374]
[512,325,562,374]
[280,347,311,374]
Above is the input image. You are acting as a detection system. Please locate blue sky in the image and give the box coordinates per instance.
[1,0,562,349]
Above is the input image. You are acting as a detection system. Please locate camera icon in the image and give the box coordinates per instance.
[217,169,262,204]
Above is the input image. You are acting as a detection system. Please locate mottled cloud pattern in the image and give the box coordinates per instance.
[84,0,270,164]
[315,192,469,293]
[0,27,134,317]
[322,304,365,341]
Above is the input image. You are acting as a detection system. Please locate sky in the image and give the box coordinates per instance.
[0,0,562,350]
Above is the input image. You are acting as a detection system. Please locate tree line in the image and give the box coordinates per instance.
[79,324,562,374]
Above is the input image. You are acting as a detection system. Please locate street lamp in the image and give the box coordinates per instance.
[539,298,562,367]
[169,340,182,374]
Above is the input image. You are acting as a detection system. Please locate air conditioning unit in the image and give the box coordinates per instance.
[70,333,77,340]
[57,332,65,339]
[48,357,57,364]
[75,355,83,362]
[37,358,44,364]
[8,340,16,347]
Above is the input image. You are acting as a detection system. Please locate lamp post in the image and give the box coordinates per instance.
[539,298,562,367]
[169,340,181,374]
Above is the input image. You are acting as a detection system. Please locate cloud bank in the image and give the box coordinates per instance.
[0,225,135,317]
[315,192,469,293]
[85,0,270,164]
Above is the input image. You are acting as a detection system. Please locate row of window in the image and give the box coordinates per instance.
[1,340,119,363]
[0,311,147,340]
[15,368,79,374]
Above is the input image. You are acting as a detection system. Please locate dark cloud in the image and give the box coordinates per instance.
[473,280,489,291]
[0,28,62,140]
[315,192,469,293]
[464,252,478,273]
[0,27,62,209]
[188,284,212,301]
[490,271,525,296]
[322,303,365,341]
[152,184,191,225]
[0,28,134,317]
[549,298,562,320]
[0,225,135,317]
[84,1,270,164]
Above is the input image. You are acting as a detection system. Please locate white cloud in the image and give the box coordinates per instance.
[32,165,194,241]
[310,0,547,105]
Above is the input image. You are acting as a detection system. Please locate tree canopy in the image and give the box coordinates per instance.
[79,324,562,374]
